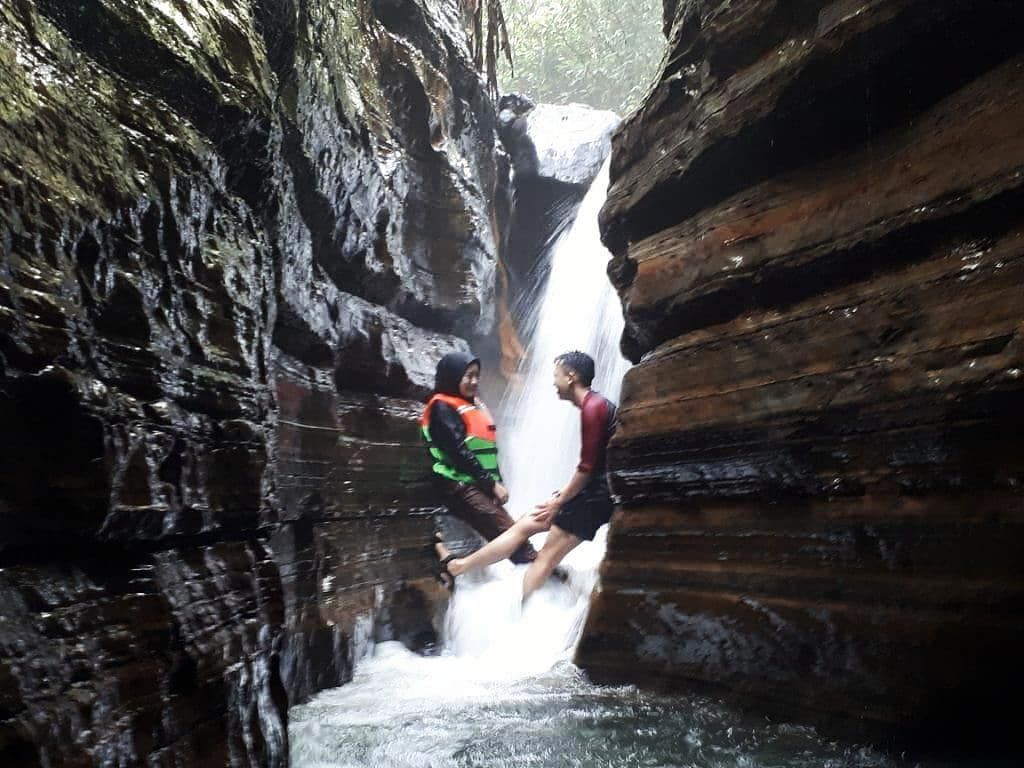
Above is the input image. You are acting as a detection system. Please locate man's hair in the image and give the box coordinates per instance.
[555,350,595,387]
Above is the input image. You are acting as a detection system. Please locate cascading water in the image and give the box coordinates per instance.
[499,158,631,515]
[431,156,629,674]
[288,158,925,768]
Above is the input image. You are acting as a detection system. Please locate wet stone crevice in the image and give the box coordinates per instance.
[0,1,502,765]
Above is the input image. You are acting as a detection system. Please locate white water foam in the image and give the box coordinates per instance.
[442,156,629,667]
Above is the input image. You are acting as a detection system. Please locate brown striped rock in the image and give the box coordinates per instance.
[578,0,1024,749]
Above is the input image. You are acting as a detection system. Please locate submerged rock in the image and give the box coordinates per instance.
[578,0,1024,751]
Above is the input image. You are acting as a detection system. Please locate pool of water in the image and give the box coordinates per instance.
[290,643,920,768]
[287,554,983,768]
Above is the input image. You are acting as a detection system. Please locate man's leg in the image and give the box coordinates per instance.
[446,483,538,563]
[522,525,581,601]
[437,514,549,578]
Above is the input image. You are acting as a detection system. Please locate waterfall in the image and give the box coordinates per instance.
[499,157,630,518]
[440,157,629,669]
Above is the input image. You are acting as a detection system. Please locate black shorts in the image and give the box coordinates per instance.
[553,475,614,542]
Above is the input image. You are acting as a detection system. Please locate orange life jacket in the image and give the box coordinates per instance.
[419,393,500,484]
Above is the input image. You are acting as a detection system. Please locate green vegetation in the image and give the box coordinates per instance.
[496,0,666,115]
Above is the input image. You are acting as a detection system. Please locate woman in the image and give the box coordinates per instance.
[420,351,537,572]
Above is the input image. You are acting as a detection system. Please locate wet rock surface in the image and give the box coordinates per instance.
[499,99,619,188]
[0,543,287,767]
[0,1,494,764]
[497,96,619,312]
[578,0,1024,749]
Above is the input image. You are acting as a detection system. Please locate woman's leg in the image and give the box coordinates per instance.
[443,482,538,564]
[437,515,548,577]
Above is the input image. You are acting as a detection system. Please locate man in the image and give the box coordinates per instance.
[421,350,537,565]
[435,350,616,599]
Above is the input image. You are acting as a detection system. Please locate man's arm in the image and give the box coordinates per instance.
[558,469,592,501]
[428,401,498,494]
[532,468,591,524]
[532,393,607,522]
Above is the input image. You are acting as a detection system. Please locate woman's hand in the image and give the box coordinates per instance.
[492,481,510,505]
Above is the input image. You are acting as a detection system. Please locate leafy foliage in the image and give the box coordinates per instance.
[497,0,666,115]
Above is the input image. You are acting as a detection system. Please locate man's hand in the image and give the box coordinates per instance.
[492,481,510,505]
[531,496,560,526]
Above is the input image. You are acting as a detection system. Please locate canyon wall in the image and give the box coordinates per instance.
[578,0,1024,748]
[0,1,495,764]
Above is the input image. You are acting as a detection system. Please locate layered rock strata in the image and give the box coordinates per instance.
[0,1,495,764]
[578,0,1024,748]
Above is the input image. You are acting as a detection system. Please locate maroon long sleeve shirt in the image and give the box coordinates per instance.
[577,391,617,474]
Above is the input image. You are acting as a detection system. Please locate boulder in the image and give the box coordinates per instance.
[497,97,620,310]
[499,99,619,188]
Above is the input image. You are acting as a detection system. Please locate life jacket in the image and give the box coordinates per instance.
[419,393,500,485]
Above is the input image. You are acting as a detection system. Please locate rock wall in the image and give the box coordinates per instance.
[0,1,496,764]
[578,0,1024,748]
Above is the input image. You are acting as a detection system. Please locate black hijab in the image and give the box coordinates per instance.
[434,351,480,397]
